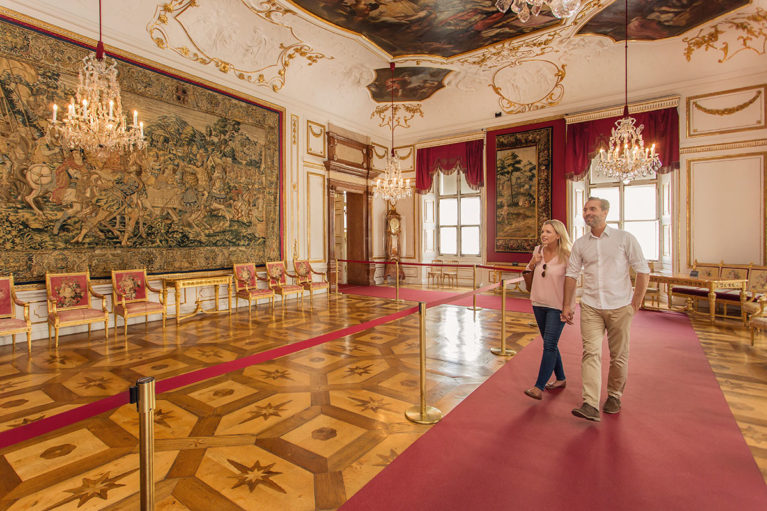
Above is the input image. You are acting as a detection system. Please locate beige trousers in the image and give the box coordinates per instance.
[579,303,635,408]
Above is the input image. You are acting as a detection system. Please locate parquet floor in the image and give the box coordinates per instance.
[0,291,539,510]
[0,290,764,510]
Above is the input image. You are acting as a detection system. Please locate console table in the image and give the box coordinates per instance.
[162,275,233,325]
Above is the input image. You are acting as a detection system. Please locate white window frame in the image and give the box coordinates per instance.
[435,172,482,258]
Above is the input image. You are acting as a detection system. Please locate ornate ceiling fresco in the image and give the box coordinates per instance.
[1,0,765,137]
[577,0,750,41]
[286,0,561,57]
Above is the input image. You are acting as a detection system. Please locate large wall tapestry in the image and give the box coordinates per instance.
[0,17,283,283]
[493,127,552,254]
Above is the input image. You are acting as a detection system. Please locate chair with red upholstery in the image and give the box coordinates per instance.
[233,263,275,317]
[293,260,329,303]
[265,261,304,308]
[46,271,109,347]
[0,275,32,352]
[111,269,166,337]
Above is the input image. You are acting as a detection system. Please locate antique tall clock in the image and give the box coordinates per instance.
[384,208,406,283]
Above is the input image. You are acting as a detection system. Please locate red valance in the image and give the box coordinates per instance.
[564,107,679,181]
[416,139,484,193]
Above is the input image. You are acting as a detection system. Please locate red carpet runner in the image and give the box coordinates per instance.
[340,309,767,510]
[341,285,533,313]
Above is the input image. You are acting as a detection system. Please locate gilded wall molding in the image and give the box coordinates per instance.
[306,120,326,158]
[683,7,767,63]
[147,0,331,92]
[490,59,566,114]
[686,84,767,137]
[680,139,767,155]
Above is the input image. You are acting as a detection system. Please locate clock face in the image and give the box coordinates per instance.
[389,217,400,233]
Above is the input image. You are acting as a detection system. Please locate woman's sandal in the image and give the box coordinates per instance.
[545,380,567,390]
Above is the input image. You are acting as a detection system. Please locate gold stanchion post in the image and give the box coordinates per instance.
[406,302,443,424]
[334,258,340,297]
[395,260,401,302]
[469,264,481,311]
[131,376,156,511]
[491,279,516,357]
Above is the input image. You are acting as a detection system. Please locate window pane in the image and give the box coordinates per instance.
[624,221,658,261]
[440,173,457,195]
[460,172,473,194]
[589,187,620,222]
[440,227,457,254]
[461,226,480,255]
[460,196,481,225]
[439,198,457,225]
[624,184,656,221]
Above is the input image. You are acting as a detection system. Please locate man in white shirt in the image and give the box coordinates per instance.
[562,197,649,422]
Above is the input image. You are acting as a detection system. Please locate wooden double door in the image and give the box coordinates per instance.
[328,181,373,286]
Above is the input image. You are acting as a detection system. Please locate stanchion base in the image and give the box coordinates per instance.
[490,346,516,357]
[405,405,443,425]
[468,306,482,311]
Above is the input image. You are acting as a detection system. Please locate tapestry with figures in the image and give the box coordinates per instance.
[0,17,283,283]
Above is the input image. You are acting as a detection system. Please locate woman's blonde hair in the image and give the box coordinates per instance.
[542,219,572,263]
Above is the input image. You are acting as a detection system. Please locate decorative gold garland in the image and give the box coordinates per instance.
[692,90,762,116]
[308,123,324,137]
[683,8,767,63]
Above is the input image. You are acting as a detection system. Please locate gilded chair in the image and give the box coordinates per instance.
[293,260,329,302]
[111,269,166,337]
[46,271,109,347]
[233,263,275,317]
[442,259,459,287]
[427,259,443,287]
[0,275,32,352]
[265,261,304,308]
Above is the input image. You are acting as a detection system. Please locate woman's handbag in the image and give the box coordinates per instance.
[523,269,534,291]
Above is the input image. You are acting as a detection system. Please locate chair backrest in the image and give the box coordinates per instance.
[748,267,767,293]
[721,264,750,281]
[692,260,721,279]
[111,269,149,304]
[46,271,91,310]
[233,263,258,291]
[265,261,288,287]
[0,275,15,319]
[293,260,312,284]
[444,259,459,274]
[429,259,443,273]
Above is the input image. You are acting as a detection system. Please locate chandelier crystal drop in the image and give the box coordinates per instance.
[495,0,581,23]
[373,63,412,205]
[594,0,661,183]
[50,0,145,157]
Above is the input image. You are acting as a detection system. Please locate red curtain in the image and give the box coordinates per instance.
[416,139,484,193]
[564,107,679,181]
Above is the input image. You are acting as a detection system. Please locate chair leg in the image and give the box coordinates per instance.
[55,327,59,348]
[162,311,166,329]
[11,334,15,351]
[105,319,109,340]
[124,316,128,337]
[48,324,52,344]
[248,298,252,319]
[26,330,31,353]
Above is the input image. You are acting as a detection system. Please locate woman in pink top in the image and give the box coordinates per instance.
[523,219,573,400]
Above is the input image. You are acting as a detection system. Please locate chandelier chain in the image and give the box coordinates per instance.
[373,62,412,205]
[594,0,662,183]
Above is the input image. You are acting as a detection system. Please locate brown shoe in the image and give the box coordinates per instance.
[572,403,600,422]
[545,380,567,390]
[524,387,542,400]
[602,396,621,414]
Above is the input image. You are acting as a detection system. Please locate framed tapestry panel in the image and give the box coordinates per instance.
[0,13,283,283]
[486,119,566,263]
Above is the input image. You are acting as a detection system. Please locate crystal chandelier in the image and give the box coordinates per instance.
[373,63,412,205]
[50,0,145,157]
[495,0,581,23]
[594,0,661,183]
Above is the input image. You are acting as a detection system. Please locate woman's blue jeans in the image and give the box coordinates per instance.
[532,305,566,391]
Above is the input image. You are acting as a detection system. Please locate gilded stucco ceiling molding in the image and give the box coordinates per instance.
[371,104,424,130]
[683,7,767,63]
[147,0,331,92]
[452,0,605,114]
